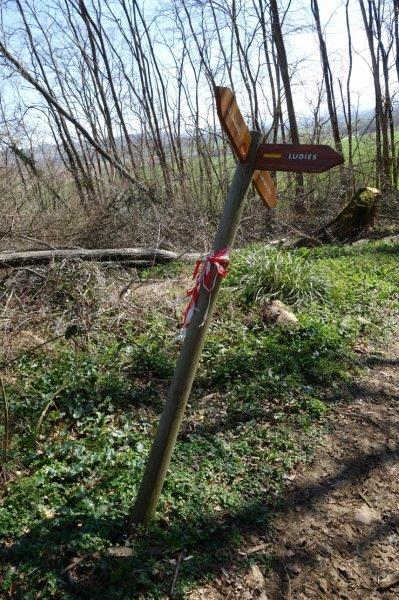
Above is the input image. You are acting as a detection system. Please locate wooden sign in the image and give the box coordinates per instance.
[255,143,344,173]
[215,86,277,208]
[253,170,278,208]
[215,86,251,162]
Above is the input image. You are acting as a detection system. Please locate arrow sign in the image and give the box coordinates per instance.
[215,86,251,162]
[253,171,278,208]
[215,86,278,208]
[255,143,344,173]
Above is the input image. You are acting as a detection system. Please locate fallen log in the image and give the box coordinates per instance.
[291,186,381,247]
[0,247,199,269]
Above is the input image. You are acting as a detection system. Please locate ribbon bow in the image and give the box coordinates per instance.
[182,248,229,328]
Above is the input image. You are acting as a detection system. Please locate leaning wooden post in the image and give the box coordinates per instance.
[132,131,262,524]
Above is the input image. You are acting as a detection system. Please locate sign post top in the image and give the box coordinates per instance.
[215,86,344,207]
[215,86,277,208]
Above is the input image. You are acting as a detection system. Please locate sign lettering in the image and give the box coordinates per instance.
[255,143,344,173]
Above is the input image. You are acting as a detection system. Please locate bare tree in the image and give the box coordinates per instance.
[358,0,390,188]
[310,0,342,154]
[269,0,305,212]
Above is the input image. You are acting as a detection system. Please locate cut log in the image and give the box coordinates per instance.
[0,247,199,269]
[292,187,381,247]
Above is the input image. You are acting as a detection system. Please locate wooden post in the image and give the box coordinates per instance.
[132,131,262,524]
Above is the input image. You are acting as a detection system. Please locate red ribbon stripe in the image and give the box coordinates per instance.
[182,248,229,328]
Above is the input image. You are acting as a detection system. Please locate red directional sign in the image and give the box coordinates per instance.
[255,143,344,173]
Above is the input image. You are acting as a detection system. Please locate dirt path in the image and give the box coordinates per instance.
[190,338,399,600]
[262,338,399,599]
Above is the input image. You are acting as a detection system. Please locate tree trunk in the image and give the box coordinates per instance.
[0,248,199,269]
[311,0,342,154]
[269,0,305,213]
[292,187,381,246]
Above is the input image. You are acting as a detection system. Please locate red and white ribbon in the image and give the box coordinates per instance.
[182,248,229,328]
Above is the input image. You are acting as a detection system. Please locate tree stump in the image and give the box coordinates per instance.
[293,187,381,247]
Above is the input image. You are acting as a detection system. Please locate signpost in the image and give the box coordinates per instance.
[131,87,344,524]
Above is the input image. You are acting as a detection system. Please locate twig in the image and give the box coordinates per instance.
[18,267,46,279]
[283,564,292,600]
[2,290,14,316]
[284,223,322,246]
[35,385,67,439]
[118,272,140,300]
[358,491,373,508]
[1,377,10,480]
[11,234,56,250]
[170,549,186,598]
[0,326,82,371]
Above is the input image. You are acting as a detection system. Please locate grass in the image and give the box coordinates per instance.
[0,239,399,598]
[227,245,328,305]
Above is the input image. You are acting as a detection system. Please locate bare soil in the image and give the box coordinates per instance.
[189,337,399,599]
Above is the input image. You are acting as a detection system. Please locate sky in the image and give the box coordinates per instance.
[0,0,395,143]
[288,0,375,115]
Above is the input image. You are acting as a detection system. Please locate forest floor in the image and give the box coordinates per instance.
[190,331,399,600]
[1,239,399,599]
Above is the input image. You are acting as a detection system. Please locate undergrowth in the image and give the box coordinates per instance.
[0,240,398,598]
[227,245,328,305]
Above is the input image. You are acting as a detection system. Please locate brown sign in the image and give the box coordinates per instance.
[215,86,278,207]
[255,143,344,173]
[215,86,251,162]
[253,170,277,208]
